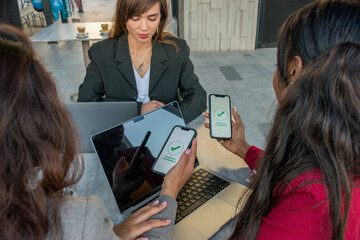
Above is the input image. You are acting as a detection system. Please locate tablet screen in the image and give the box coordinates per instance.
[91,102,196,212]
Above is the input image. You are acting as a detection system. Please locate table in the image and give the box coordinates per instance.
[31,22,112,68]
[73,123,250,239]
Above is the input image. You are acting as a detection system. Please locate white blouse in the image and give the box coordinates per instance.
[133,66,150,103]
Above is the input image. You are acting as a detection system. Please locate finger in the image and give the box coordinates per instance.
[231,120,236,127]
[204,123,210,129]
[135,219,171,237]
[114,156,126,170]
[203,112,210,118]
[150,103,164,110]
[130,199,161,218]
[177,138,197,169]
[232,106,243,126]
[133,201,168,223]
[119,156,126,168]
[188,138,197,165]
[183,138,197,174]
[150,100,165,106]
[175,148,190,169]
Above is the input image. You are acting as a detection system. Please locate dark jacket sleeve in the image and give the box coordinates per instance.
[177,40,207,124]
[77,43,106,102]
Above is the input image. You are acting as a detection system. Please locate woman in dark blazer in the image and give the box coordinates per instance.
[78,0,206,124]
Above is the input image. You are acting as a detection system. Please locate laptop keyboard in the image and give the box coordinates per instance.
[175,168,230,223]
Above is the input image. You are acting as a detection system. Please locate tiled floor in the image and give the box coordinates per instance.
[31,0,278,238]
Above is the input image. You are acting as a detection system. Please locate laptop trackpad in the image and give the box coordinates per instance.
[216,182,248,207]
[172,221,207,240]
[182,197,236,238]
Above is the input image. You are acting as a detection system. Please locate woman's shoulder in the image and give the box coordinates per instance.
[60,195,104,210]
[57,195,109,221]
[283,169,327,199]
[51,195,120,240]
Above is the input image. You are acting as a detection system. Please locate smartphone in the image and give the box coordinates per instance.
[152,125,197,175]
[209,94,232,139]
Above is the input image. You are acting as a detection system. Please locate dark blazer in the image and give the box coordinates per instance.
[78,35,207,123]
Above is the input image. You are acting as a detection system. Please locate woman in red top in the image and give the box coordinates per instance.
[232,43,360,239]
[204,1,360,239]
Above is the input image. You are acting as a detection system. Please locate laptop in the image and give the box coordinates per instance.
[65,102,138,153]
[91,101,248,239]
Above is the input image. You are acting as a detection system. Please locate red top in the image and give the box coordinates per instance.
[243,146,360,239]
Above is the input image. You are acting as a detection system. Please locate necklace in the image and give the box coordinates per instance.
[129,47,152,73]
[137,50,151,72]
[138,63,144,72]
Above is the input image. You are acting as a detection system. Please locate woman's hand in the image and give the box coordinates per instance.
[204,107,250,159]
[246,169,257,188]
[161,138,197,199]
[141,100,165,115]
[113,200,171,240]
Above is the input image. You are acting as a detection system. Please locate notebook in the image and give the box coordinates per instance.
[65,102,138,153]
[91,101,248,239]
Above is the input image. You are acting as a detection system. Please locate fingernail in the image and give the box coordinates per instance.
[233,106,236,111]
[246,179,250,183]
[253,169,257,174]
[220,140,224,145]
[161,201,167,206]
[185,149,191,155]
[140,238,149,240]
[153,200,159,205]
[166,219,171,223]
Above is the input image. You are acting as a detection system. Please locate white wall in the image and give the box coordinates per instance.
[179,0,259,51]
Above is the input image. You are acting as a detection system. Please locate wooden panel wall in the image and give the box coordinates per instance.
[179,0,259,51]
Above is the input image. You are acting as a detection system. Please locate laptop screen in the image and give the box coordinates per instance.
[91,102,197,212]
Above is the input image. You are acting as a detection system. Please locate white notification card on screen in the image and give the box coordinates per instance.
[209,94,232,139]
[152,126,197,175]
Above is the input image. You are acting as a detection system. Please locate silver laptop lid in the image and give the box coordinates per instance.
[91,101,197,212]
[66,102,138,153]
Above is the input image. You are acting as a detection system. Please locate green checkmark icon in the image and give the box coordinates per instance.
[217,111,225,117]
[171,146,181,151]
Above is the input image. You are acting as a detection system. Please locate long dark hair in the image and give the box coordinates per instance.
[230,42,360,239]
[0,24,83,240]
[109,0,178,49]
[277,0,360,86]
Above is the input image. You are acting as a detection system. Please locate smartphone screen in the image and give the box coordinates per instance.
[209,94,232,139]
[152,126,196,175]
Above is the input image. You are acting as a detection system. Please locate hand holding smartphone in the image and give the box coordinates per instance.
[209,94,232,139]
[152,126,197,175]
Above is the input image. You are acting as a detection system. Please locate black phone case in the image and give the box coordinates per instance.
[151,125,197,176]
[209,94,232,139]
